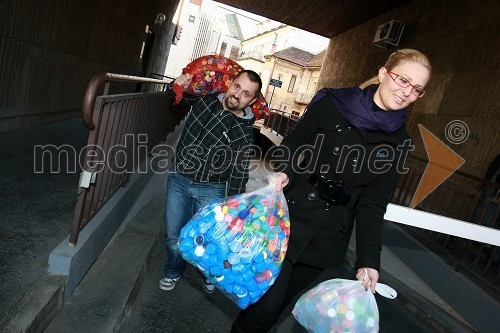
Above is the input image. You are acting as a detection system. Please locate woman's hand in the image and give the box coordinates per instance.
[356,267,379,293]
[174,73,192,87]
[271,172,289,192]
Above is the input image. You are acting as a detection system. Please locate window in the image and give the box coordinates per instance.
[219,42,227,56]
[288,75,297,93]
[226,14,241,40]
[229,46,239,60]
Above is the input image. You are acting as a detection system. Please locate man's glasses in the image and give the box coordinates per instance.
[386,69,425,97]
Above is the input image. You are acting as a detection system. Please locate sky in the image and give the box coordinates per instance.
[212,0,330,54]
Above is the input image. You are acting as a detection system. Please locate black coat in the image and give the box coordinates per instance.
[275,96,410,271]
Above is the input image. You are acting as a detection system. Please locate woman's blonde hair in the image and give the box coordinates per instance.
[359,48,432,89]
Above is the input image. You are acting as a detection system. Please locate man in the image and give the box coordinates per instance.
[160,70,262,293]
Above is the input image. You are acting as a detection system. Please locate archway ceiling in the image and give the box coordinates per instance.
[215,0,411,38]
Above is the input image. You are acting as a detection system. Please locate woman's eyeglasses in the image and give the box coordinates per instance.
[386,69,425,97]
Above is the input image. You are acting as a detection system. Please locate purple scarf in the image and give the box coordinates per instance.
[308,85,407,134]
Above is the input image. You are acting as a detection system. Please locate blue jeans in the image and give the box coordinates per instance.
[164,172,226,279]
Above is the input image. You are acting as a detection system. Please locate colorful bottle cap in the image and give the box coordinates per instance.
[194,235,204,246]
[239,248,252,264]
[205,243,216,255]
[229,240,243,252]
[228,252,240,265]
[194,245,205,257]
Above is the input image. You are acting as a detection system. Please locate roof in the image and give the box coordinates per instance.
[270,47,325,68]
[306,50,326,68]
[271,47,315,67]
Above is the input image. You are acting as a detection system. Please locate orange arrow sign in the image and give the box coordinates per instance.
[409,124,465,209]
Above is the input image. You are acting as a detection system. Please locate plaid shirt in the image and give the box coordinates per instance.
[175,93,255,196]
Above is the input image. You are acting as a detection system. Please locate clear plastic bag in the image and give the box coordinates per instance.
[178,175,290,309]
[292,279,379,333]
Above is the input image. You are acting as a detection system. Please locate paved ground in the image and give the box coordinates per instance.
[0,118,481,332]
[0,118,88,320]
[118,227,436,333]
[118,164,437,333]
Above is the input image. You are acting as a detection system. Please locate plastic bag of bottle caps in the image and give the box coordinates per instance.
[292,279,379,333]
[178,175,290,309]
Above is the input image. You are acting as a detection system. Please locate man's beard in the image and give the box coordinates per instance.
[224,95,240,110]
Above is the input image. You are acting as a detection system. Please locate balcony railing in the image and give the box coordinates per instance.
[237,51,265,61]
[294,92,314,105]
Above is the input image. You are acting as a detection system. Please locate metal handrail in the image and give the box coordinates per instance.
[70,72,187,246]
[150,72,176,81]
[262,108,298,137]
[82,72,171,130]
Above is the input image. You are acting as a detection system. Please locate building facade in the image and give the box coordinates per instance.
[164,0,261,77]
[237,24,328,115]
[257,48,325,115]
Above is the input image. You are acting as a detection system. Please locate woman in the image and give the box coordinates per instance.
[232,49,432,332]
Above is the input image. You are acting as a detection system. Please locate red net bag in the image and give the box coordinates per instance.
[172,55,269,120]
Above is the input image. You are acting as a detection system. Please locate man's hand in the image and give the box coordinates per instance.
[174,73,192,87]
[270,172,289,192]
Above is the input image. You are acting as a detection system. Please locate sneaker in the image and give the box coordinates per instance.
[201,277,215,294]
[159,277,180,291]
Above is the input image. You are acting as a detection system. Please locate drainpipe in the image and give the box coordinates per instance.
[271,31,278,54]
[265,31,279,101]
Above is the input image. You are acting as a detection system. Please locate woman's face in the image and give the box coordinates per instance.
[374,61,430,111]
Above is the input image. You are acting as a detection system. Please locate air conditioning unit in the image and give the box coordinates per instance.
[373,20,404,49]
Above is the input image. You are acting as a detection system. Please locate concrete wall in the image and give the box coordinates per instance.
[0,0,180,133]
[319,0,499,177]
